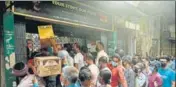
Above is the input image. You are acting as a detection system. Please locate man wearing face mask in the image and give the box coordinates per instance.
[158,57,176,87]
[134,63,147,87]
[110,54,127,87]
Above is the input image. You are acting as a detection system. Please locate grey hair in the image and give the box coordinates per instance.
[122,55,132,61]
[62,66,79,84]
[58,50,70,59]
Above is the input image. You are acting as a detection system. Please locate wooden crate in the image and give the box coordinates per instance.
[34,56,61,77]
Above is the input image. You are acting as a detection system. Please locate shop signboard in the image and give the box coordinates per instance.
[13,1,113,31]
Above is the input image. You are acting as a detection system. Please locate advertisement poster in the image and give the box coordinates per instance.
[38,25,55,39]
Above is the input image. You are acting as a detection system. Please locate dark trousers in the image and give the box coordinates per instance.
[44,75,57,87]
[56,75,62,87]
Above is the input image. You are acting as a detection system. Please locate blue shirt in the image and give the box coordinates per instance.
[158,68,175,87]
[67,82,80,87]
[33,83,39,87]
[170,60,176,71]
[48,46,53,55]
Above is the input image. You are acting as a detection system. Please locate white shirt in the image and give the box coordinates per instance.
[135,73,146,87]
[88,64,99,86]
[67,56,74,66]
[96,50,108,65]
[17,74,45,87]
[74,52,84,70]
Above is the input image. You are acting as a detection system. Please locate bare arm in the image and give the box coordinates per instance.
[49,38,58,54]
[74,63,79,70]
[172,81,175,87]
[74,55,79,70]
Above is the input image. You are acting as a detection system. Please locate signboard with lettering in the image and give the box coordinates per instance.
[3,12,16,87]
[14,1,113,31]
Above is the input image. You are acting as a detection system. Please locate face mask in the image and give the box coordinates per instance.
[161,62,167,68]
[111,61,117,67]
[150,67,155,72]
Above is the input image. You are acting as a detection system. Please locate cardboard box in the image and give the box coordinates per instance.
[34,56,61,77]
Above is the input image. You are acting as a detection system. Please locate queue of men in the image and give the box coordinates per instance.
[12,39,175,87]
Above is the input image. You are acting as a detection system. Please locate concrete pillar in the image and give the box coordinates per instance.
[3,12,16,87]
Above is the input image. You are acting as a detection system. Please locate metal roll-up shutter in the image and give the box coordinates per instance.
[14,22,27,63]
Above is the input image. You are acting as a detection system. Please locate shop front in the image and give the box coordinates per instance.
[2,1,115,86]
[13,1,114,59]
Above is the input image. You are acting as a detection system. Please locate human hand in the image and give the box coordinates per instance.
[154,81,158,87]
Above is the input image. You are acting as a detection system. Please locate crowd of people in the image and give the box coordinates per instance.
[12,39,175,87]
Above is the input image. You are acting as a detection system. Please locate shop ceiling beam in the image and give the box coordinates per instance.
[13,12,113,32]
